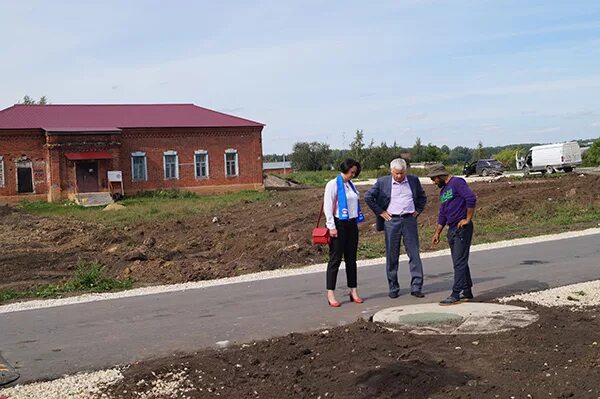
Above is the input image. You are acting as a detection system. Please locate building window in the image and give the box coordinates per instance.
[131,152,147,182]
[0,156,4,187]
[163,151,179,180]
[224,149,238,177]
[194,150,209,179]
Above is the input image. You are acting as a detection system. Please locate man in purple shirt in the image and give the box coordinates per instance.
[428,164,477,306]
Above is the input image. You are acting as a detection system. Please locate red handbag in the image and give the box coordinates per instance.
[312,202,331,245]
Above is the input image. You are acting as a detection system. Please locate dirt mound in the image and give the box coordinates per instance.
[103,203,126,211]
[264,174,302,189]
[102,304,600,398]
[0,205,15,217]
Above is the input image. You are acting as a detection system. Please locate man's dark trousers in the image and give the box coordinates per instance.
[384,214,423,295]
[447,222,474,296]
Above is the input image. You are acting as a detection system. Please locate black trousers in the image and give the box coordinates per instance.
[326,218,359,290]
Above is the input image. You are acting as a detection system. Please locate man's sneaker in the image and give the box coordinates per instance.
[410,291,425,298]
[389,291,400,299]
[439,296,461,306]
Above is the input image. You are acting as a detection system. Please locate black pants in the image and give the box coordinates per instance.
[326,218,359,290]
[447,222,474,296]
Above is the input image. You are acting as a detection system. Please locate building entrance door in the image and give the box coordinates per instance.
[76,161,99,192]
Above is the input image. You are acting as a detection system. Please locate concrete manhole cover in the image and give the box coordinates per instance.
[373,302,538,335]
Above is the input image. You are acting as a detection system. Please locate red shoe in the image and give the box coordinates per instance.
[327,297,341,308]
[349,293,364,304]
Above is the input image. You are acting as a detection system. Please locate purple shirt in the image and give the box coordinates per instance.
[437,177,477,227]
[386,177,415,215]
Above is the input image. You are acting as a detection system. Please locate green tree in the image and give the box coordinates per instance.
[583,138,600,166]
[421,144,448,162]
[474,141,484,160]
[448,146,473,164]
[289,142,332,171]
[412,137,424,162]
[493,148,523,170]
[20,95,49,105]
[349,129,365,162]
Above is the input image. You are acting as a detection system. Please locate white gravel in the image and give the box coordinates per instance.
[499,280,600,309]
[0,368,123,399]
[0,228,598,315]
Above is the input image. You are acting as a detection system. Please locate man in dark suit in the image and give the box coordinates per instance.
[364,158,427,298]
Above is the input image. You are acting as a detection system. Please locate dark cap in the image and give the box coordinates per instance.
[426,163,450,178]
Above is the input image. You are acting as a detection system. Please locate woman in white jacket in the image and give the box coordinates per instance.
[323,158,365,307]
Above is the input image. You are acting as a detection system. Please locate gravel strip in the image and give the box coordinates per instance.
[0,368,123,399]
[0,228,598,315]
[499,279,600,309]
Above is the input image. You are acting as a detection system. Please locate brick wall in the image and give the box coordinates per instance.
[119,127,264,194]
[0,126,264,200]
[0,130,48,197]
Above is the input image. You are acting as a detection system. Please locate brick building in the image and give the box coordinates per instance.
[0,104,264,202]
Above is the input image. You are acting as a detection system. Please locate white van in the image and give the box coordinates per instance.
[516,142,582,174]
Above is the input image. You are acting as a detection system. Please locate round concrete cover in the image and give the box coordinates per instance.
[373,302,538,335]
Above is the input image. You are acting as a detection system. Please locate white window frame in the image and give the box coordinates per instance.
[131,151,148,182]
[163,150,179,180]
[0,156,4,187]
[224,148,239,177]
[194,150,209,179]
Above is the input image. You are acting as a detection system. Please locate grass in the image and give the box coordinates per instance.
[18,189,272,225]
[0,260,133,304]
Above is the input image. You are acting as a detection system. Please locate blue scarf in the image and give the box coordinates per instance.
[336,175,365,223]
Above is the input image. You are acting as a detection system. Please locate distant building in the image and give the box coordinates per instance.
[263,161,292,175]
[0,104,265,202]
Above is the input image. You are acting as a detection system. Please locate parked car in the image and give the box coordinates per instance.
[463,159,505,177]
[516,142,582,174]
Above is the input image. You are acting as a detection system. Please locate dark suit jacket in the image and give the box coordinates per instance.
[364,175,427,231]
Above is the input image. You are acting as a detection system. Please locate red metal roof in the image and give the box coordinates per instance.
[0,104,264,129]
[65,151,113,161]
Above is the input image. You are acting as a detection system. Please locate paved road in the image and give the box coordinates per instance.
[1,234,599,384]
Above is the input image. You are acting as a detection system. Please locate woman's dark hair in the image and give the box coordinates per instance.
[339,158,361,178]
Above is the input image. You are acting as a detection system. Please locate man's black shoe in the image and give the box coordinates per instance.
[410,291,425,298]
[439,296,461,306]
[459,294,474,302]
[388,291,400,299]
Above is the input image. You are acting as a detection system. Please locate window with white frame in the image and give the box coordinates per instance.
[163,151,179,180]
[0,156,4,187]
[194,150,209,179]
[224,149,238,177]
[131,152,148,182]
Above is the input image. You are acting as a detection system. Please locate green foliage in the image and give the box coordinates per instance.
[0,260,132,304]
[20,95,49,105]
[349,129,365,163]
[19,191,271,224]
[289,142,332,171]
[134,188,198,199]
[474,141,485,161]
[448,146,473,164]
[582,138,600,166]
[493,147,525,170]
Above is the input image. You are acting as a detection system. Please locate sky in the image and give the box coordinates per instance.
[2,0,600,153]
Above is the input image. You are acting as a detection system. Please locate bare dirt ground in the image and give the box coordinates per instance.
[1,174,599,294]
[99,303,600,399]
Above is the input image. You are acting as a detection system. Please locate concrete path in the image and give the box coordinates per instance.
[0,233,598,384]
